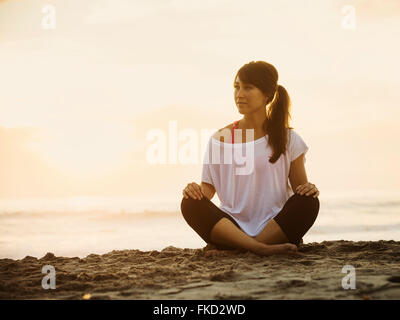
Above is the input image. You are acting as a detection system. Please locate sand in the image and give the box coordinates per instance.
[0,240,399,300]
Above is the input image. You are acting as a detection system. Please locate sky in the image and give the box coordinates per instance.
[0,0,400,200]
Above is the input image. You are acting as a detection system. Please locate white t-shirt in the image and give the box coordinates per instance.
[201,128,309,237]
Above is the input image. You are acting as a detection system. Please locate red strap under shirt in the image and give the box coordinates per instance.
[232,120,239,144]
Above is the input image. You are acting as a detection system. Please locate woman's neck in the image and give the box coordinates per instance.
[240,115,267,133]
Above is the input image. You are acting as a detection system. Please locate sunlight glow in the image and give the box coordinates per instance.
[31,120,135,175]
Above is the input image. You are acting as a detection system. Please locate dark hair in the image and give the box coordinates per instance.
[234,61,293,163]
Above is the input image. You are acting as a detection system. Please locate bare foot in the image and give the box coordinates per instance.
[253,243,298,256]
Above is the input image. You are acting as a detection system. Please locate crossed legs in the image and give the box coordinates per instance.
[181,193,319,256]
[207,216,297,257]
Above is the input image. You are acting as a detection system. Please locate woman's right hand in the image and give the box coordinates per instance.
[182,182,203,200]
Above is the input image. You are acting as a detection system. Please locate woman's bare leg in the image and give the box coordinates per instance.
[252,218,290,244]
[207,218,297,257]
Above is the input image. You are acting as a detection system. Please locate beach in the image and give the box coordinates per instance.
[1,193,400,300]
[1,240,399,300]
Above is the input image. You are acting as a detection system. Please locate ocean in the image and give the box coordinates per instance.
[1,189,399,259]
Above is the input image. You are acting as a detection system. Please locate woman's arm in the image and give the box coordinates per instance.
[288,153,308,192]
[288,153,320,197]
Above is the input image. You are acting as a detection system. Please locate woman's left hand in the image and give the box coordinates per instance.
[295,182,319,198]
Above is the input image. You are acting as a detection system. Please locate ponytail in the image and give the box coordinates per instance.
[263,84,293,163]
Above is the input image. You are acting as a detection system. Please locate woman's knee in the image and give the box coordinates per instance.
[181,196,205,219]
[181,197,194,215]
[293,193,319,206]
[293,194,320,220]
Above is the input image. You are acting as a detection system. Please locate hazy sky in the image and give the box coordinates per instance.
[1,0,399,199]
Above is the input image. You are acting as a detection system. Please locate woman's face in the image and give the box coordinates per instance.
[234,76,268,114]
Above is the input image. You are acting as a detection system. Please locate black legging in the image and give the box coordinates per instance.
[181,193,319,249]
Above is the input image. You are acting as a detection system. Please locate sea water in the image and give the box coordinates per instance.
[0,189,399,259]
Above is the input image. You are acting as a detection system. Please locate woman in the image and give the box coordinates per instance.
[181,61,320,257]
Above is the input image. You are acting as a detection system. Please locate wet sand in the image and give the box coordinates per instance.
[0,240,399,300]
